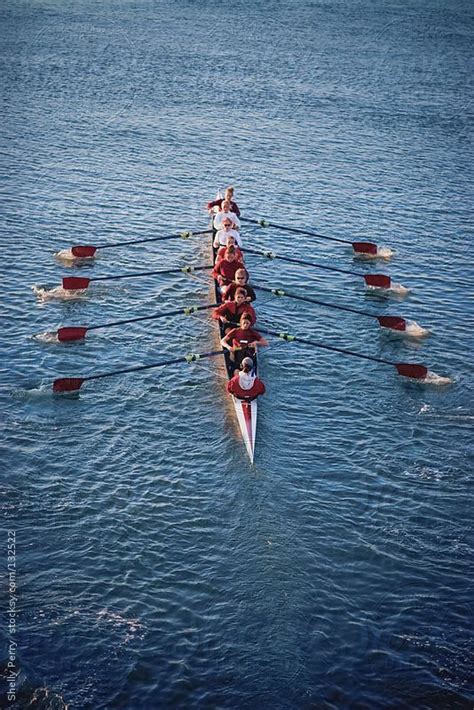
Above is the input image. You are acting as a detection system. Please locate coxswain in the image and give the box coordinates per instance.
[207,185,241,217]
[212,287,257,330]
[216,234,244,264]
[212,246,245,289]
[224,268,256,302]
[221,313,268,368]
[226,357,266,401]
[213,199,241,231]
[213,219,243,248]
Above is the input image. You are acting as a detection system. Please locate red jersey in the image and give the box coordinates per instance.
[207,198,241,217]
[227,374,266,400]
[212,259,245,284]
[224,282,256,302]
[212,301,256,325]
[225,327,263,348]
[216,245,244,264]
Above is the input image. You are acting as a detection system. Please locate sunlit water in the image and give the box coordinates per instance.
[1,1,473,708]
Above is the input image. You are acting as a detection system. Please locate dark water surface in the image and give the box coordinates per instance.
[1,1,473,708]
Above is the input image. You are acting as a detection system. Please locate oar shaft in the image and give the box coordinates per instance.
[245,247,361,277]
[253,285,375,319]
[90,264,212,282]
[258,328,395,367]
[87,303,217,331]
[95,230,212,249]
[240,217,351,245]
[82,350,223,383]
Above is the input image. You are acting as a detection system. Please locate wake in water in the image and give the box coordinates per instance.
[55,248,96,264]
[400,370,454,386]
[32,331,60,344]
[380,319,431,339]
[419,404,474,420]
[422,371,454,386]
[32,284,88,301]
[354,246,395,260]
[366,282,410,299]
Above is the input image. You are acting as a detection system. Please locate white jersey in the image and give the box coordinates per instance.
[213,211,241,230]
[213,228,243,248]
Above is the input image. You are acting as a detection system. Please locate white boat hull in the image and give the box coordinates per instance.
[232,396,257,463]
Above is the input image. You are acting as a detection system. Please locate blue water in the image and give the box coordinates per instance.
[1,1,473,708]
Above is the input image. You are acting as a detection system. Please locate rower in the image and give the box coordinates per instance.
[207,185,241,217]
[213,219,243,249]
[226,357,266,401]
[224,268,256,302]
[220,313,268,368]
[216,234,244,265]
[213,199,241,231]
[212,287,257,331]
[212,246,245,289]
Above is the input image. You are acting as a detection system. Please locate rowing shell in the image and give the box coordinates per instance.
[211,225,258,463]
[233,397,257,463]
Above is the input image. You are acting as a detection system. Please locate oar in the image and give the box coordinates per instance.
[258,327,428,380]
[53,350,224,393]
[68,230,213,258]
[240,217,379,256]
[55,303,218,342]
[254,285,408,332]
[245,247,392,288]
[62,264,212,290]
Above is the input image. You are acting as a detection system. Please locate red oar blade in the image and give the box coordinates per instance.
[377,316,406,331]
[62,277,91,290]
[57,326,88,342]
[395,363,428,380]
[364,274,391,289]
[71,245,97,258]
[353,241,378,255]
[53,377,85,393]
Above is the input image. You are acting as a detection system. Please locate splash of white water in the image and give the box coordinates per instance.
[55,248,95,263]
[355,246,395,260]
[32,331,59,344]
[366,282,410,299]
[32,285,88,301]
[404,320,431,338]
[422,371,453,386]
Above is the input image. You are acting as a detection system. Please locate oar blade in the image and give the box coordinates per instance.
[377,316,406,331]
[71,245,97,257]
[395,363,428,380]
[364,274,391,289]
[352,241,378,255]
[53,377,85,393]
[62,276,90,290]
[57,326,88,342]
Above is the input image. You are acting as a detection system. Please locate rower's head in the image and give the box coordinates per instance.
[222,218,233,230]
[221,199,231,212]
[225,186,234,200]
[234,269,248,285]
[240,313,252,329]
[226,235,236,247]
[225,246,236,261]
[234,288,246,305]
[241,357,254,373]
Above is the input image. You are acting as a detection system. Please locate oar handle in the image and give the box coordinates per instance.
[87,303,217,331]
[258,327,395,367]
[95,230,213,249]
[244,247,362,277]
[90,264,212,282]
[253,285,375,319]
[82,350,224,383]
[240,217,351,245]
